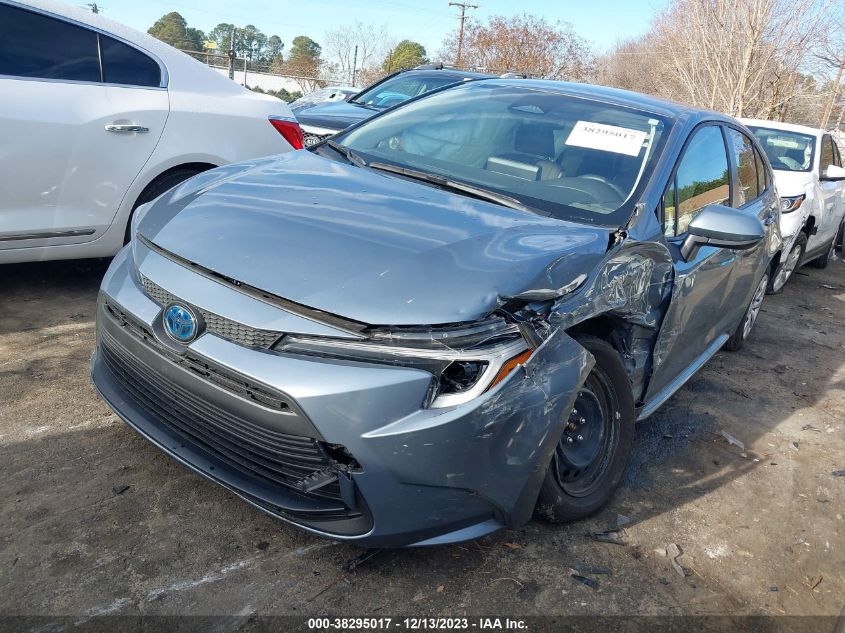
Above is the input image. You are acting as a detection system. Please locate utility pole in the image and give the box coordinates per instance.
[820,56,845,129]
[449,1,478,67]
[227,26,236,80]
[351,45,358,86]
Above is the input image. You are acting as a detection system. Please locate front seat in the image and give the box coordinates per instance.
[486,123,563,180]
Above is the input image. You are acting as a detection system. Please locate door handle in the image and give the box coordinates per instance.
[105,124,149,133]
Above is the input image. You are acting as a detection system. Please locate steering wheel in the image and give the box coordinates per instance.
[579,174,627,199]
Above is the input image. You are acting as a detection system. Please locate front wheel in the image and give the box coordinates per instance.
[535,335,635,523]
[725,272,768,351]
[808,234,836,269]
[768,234,806,294]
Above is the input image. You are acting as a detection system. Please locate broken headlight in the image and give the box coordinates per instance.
[273,317,534,408]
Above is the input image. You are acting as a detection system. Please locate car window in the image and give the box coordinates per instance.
[339,82,669,228]
[668,125,730,235]
[662,178,678,237]
[754,146,767,194]
[100,35,161,87]
[747,126,815,172]
[821,135,835,173]
[354,75,467,109]
[726,128,760,206]
[0,4,100,82]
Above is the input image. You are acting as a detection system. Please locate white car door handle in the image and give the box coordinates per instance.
[105,124,149,133]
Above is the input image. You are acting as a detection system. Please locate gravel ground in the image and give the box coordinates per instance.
[1,256,843,625]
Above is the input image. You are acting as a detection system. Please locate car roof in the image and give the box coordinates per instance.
[394,68,495,81]
[739,118,825,138]
[478,78,725,121]
[9,0,253,95]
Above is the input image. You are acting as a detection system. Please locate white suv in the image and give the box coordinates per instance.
[742,119,845,292]
[0,0,303,264]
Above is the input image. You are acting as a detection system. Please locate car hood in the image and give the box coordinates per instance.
[138,151,610,326]
[296,101,375,131]
[771,169,814,197]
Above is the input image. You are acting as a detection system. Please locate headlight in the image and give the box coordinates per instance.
[273,317,534,408]
[780,194,805,213]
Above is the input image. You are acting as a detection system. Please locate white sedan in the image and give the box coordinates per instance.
[0,0,303,264]
[742,119,845,292]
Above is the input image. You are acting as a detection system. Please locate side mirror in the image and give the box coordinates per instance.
[680,204,765,261]
[822,164,845,181]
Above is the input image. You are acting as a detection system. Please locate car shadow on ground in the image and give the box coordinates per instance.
[1,257,843,616]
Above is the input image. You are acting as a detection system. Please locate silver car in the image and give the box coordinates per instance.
[92,80,781,547]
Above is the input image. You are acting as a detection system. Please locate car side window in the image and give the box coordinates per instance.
[833,141,843,167]
[100,35,161,87]
[726,128,760,206]
[754,146,767,194]
[820,135,835,173]
[0,4,100,83]
[665,125,730,236]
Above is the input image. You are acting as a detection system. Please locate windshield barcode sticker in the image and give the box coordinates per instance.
[565,121,648,156]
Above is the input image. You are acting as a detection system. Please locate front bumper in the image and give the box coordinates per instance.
[91,247,591,547]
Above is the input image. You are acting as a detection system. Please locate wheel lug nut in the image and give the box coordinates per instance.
[577,434,584,442]
[566,436,574,444]
[579,417,586,424]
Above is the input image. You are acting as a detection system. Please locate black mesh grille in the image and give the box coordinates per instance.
[303,130,332,147]
[139,274,281,348]
[100,333,347,503]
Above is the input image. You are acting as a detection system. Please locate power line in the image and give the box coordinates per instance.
[448,2,478,67]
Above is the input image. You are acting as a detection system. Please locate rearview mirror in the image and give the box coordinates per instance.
[822,164,845,181]
[680,204,765,261]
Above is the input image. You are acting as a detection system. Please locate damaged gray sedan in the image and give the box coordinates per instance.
[92,80,781,547]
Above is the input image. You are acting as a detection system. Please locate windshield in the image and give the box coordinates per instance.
[747,126,815,172]
[352,74,472,110]
[338,82,670,226]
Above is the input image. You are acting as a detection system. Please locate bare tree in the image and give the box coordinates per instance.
[652,0,831,118]
[439,14,594,81]
[324,22,390,86]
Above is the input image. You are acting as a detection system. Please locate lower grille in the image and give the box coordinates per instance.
[303,131,333,147]
[100,333,348,504]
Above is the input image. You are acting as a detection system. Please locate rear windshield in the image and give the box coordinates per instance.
[747,126,815,172]
[339,82,670,227]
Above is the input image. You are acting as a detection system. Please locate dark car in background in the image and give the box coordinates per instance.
[296,64,493,146]
[93,80,781,547]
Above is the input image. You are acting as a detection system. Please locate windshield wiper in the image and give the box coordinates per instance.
[366,161,546,216]
[325,139,367,167]
[347,98,378,110]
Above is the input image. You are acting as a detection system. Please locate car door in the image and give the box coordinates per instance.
[808,133,841,252]
[0,3,168,251]
[722,125,777,304]
[646,124,741,398]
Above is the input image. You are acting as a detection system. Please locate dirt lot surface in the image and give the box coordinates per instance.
[1,256,844,626]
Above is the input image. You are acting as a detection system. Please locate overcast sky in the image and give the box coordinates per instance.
[94,0,669,55]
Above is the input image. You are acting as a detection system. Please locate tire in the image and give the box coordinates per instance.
[768,233,806,294]
[124,167,208,243]
[535,335,635,523]
[808,234,836,269]
[725,272,768,351]
[835,217,844,252]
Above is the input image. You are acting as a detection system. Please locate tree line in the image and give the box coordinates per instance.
[147,0,845,127]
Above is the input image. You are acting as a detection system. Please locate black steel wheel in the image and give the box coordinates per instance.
[535,335,634,523]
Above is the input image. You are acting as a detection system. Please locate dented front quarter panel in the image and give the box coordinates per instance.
[542,240,675,404]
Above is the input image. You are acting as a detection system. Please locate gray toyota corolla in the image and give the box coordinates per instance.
[92,80,781,547]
